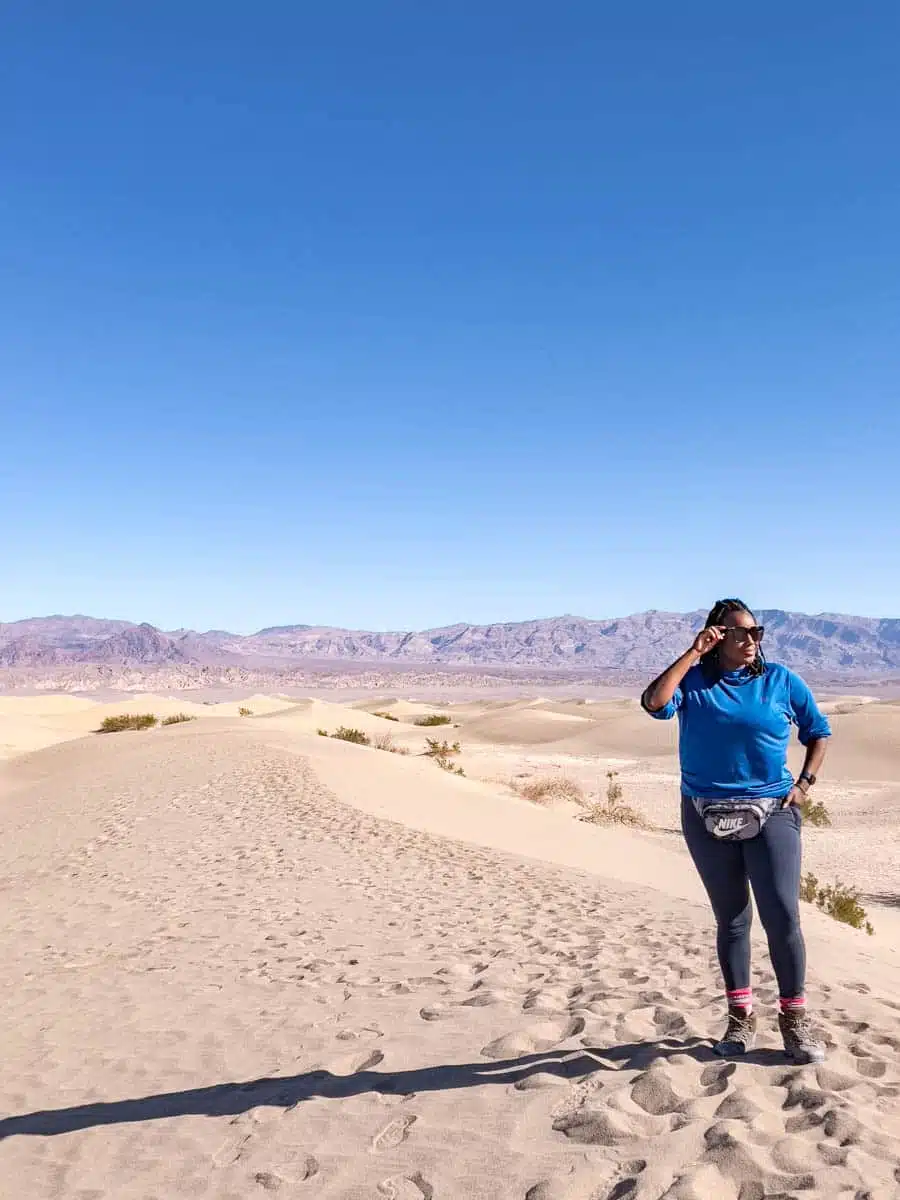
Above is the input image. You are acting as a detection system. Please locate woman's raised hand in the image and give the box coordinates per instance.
[692,626,725,656]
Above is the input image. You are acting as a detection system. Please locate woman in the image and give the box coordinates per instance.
[641,598,831,1063]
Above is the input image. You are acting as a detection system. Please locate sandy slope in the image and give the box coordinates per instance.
[2,720,900,1199]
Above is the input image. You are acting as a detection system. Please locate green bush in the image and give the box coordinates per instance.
[423,737,460,757]
[799,873,819,904]
[798,796,832,827]
[373,710,399,721]
[800,872,874,934]
[97,713,158,733]
[317,728,329,737]
[331,727,371,746]
[422,737,464,775]
[414,714,452,727]
[161,713,196,726]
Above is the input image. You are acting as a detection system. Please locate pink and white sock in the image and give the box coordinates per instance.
[727,987,753,1012]
[780,995,807,1013]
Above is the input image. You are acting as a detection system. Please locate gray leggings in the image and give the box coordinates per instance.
[681,796,805,999]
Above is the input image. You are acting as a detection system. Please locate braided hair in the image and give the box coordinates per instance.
[700,597,767,681]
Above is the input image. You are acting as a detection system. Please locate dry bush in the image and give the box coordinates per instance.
[578,770,646,828]
[331,727,370,746]
[238,706,253,716]
[414,714,452,727]
[373,710,399,721]
[800,872,874,934]
[580,801,646,827]
[97,713,158,733]
[317,728,329,736]
[373,733,410,754]
[161,713,196,726]
[516,776,586,806]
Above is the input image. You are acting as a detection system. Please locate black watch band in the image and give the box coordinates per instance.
[798,771,816,787]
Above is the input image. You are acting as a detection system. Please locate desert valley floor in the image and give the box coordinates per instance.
[1,690,899,1198]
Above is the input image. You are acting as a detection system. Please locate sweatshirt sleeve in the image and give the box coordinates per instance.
[641,685,683,721]
[787,671,831,744]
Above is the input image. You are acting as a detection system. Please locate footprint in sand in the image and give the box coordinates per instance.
[853,1055,887,1079]
[481,1016,585,1059]
[630,1066,687,1116]
[418,1005,452,1021]
[522,988,572,1015]
[700,1062,735,1095]
[713,1088,761,1121]
[377,1172,433,1199]
[823,1108,862,1145]
[527,1158,648,1200]
[326,1048,385,1075]
[514,1071,571,1092]
[371,1114,417,1152]
[250,1155,319,1191]
[459,988,509,1007]
[552,1104,645,1146]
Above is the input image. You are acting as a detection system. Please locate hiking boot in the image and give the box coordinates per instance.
[779,1009,826,1064]
[713,1006,758,1056]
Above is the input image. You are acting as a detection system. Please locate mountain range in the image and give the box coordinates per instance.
[2,610,899,680]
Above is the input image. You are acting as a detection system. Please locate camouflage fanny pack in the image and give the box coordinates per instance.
[692,796,778,842]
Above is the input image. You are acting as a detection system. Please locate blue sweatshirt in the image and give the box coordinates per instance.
[645,662,831,800]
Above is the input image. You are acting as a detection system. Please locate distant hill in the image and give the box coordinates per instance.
[2,609,899,679]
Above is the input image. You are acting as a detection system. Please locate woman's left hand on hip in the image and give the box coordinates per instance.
[781,786,806,809]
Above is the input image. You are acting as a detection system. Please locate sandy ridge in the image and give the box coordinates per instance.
[2,726,899,1197]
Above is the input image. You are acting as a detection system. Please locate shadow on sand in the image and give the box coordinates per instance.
[0,1035,789,1140]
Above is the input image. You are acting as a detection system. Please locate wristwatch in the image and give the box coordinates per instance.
[797,771,816,790]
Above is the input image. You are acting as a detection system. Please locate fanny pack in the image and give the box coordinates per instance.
[692,796,778,842]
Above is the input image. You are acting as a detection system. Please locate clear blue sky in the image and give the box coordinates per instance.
[3,2,898,633]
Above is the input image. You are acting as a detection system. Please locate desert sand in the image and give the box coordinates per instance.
[2,691,900,1198]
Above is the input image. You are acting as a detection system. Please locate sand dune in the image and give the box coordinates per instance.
[2,689,900,1196]
[2,722,899,1199]
[0,692,297,760]
[460,706,598,745]
[349,698,453,721]
[0,694,98,715]
[816,704,900,781]
[448,696,677,759]
[257,698,409,737]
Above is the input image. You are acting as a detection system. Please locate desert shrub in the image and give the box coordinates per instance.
[331,726,371,746]
[316,728,329,737]
[238,707,252,717]
[423,737,464,775]
[799,873,819,904]
[516,776,586,806]
[373,710,399,721]
[578,770,646,828]
[798,796,832,827]
[373,733,410,754]
[800,872,874,934]
[97,713,158,733]
[423,737,460,757]
[438,760,465,776]
[161,713,196,726]
[414,714,452,727]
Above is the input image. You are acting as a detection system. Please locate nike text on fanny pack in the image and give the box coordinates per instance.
[712,816,749,836]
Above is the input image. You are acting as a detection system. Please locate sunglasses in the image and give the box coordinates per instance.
[721,625,765,643]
